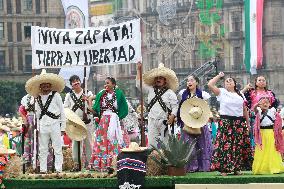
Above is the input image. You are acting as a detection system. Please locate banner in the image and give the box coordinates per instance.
[60,0,89,86]
[31,19,141,69]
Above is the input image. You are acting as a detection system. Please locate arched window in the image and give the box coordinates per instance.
[172,52,179,69]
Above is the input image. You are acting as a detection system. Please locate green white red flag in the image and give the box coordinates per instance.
[245,0,264,74]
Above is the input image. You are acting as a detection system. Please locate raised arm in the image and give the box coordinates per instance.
[253,101,261,113]
[241,83,253,94]
[207,72,224,96]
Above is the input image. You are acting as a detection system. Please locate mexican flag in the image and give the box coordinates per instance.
[245,0,264,74]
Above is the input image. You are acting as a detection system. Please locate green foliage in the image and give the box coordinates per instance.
[0,80,25,116]
[151,135,198,168]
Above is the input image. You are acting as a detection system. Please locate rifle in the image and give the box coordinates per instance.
[34,113,40,173]
[21,124,26,174]
[82,67,91,125]
[76,67,90,171]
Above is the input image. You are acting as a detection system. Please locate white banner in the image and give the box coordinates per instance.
[59,0,89,85]
[31,19,141,69]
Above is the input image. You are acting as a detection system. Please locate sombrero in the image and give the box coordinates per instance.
[0,124,11,132]
[180,98,211,128]
[0,147,16,155]
[143,63,179,92]
[25,69,65,97]
[121,142,148,152]
[64,108,87,141]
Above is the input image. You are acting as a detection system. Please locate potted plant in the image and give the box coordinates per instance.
[151,135,198,176]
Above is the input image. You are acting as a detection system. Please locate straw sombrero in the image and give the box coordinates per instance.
[180,98,211,128]
[25,69,65,97]
[121,142,148,153]
[143,63,179,92]
[64,108,87,141]
[0,146,16,155]
[0,124,11,132]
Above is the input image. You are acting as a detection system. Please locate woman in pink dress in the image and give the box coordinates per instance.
[242,76,279,110]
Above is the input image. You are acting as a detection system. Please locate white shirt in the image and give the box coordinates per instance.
[259,107,276,127]
[35,92,66,131]
[64,90,93,119]
[136,80,178,120]
[217,88,245,117]
[178,89,211,101]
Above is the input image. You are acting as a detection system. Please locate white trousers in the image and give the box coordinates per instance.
[72,123,94,164]
[39,122,63,172]
[147,117,169,148]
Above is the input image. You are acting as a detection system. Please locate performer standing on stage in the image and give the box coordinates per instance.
[136,62,178,148]
[64,75,94,171]
[177,75,212,172]
[208,72,252,176]
[252,97,284,174]
[90,77,128,172]
[18,94,35,166]
[25,69,66,173]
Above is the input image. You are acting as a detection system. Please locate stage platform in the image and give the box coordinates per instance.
[3,172,284,189]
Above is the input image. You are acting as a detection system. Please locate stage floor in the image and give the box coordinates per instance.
[4,171,284,189]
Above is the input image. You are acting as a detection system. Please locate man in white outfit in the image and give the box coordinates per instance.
[136,62,179,148]
[25,69,66,173]
[64,75,94,171]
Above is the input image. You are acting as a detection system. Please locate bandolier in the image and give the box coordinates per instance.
[37,91,60,120]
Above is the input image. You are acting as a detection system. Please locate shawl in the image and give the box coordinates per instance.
[254,110,284,153]
[93,88,128,120]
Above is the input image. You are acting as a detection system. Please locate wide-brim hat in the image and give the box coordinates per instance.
[0,147,16,155]
[0,124,11,132]
[143,63,179,92]
[64,108,87,141]
[180,98,211,128]
[121,142,148,153]
[25,69,65,97]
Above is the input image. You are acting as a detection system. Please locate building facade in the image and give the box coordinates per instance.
[117,0,284,102]
[0,0,65,81]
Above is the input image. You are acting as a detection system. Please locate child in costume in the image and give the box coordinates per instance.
[252,97,284,174]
